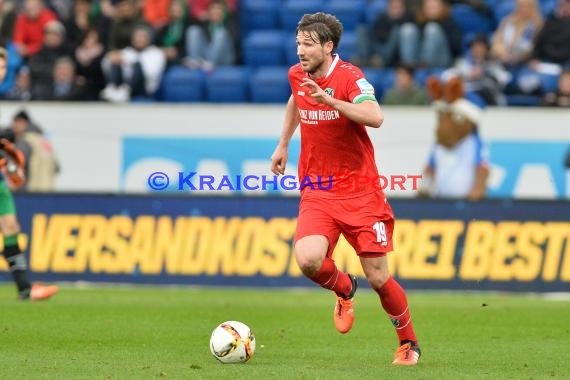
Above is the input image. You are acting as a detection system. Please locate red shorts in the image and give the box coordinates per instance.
[295,191,394,258]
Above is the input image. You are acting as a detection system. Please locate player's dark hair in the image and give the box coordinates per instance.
[296,12,343,52]
[0,47,6,61]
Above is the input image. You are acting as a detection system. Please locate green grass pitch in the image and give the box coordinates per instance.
[0,284,568,379]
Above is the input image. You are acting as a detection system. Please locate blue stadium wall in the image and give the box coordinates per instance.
[1,193,569,293]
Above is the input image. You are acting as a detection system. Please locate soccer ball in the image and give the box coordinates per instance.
[209,321,256,363]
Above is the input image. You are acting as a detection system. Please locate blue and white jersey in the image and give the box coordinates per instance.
[427,133,489,198]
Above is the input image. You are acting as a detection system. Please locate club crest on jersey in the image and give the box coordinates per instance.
[324,88,335,97]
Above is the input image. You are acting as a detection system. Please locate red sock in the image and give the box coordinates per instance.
[308,257,353,298]
[373,276,418,345]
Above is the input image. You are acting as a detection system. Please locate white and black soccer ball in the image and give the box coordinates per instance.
[209,321,256,364]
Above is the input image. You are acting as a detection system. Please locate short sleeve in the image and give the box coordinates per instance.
[346,67,377,104]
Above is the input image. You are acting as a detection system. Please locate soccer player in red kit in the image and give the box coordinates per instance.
[271,13,420,365]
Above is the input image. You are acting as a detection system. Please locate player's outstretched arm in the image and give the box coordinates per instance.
[329,99,384,129]
[271,95,300,175]
[300,78,384,128]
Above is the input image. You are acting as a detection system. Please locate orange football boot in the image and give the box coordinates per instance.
[333,274,358,334]
[30,284,59,301]
[392,342,421,365]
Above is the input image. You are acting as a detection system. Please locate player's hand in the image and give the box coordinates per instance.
[270,145,288,175]
[300,78,333,105]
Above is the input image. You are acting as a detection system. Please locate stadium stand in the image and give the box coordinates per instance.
[1,0,566,106]
[240,0,282,33]
[361,68,384,99]
[284,37,300,66]
[153,0,558,106]
[250,66,291,103]
[206,66,251,102]
[365,0,389,26]
[335,31,358,63]
[322,0,367,32]
[451,4,495,51]
[161,66,207,103]
[492,1,516,25]
[280,0,326,31]
[243,31,287,67]
[381,68,396,94]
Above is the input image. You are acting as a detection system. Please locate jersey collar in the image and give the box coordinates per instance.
[325,54,340,78]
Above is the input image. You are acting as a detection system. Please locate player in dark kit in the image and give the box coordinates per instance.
[0,47,58,301]
[271,13,420,365]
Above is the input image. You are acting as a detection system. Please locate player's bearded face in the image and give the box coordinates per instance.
[296,31,331,74]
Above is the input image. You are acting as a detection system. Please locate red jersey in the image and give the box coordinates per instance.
[13,9,58,57]
[289,55,382,199]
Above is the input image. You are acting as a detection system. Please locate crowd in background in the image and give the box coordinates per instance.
[0,0,568,105]
[359,0,570,106]
[0,0,239,102]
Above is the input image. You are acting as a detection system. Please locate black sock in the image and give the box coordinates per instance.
[3,238,32,299]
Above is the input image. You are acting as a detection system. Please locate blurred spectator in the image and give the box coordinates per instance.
[443,35,511,105]
[184,0,237,70]
[0,0,17,46]
[404,0,422,14]
[407,0,492,15]
[530,0,570,67]
[142,0,170,30]
[448,0,492,17]
[540,68,570,106]
[382,64,430,105]
[49,0,73,21]
[0,43,23,97]
[10,110,60,192]
[28,20,71,100]
[101,24,166,102]
[74,27,105,100]
[491,0,543,68]
[44,56,86,100]
[99,0,116,18]
[354,0,414,68]
[399,0,462,68]
[3,66,32,101]
[12,0,58,58]
[65,0,111,49]
[188,0,237,21]
[107,0,145,51]
[157,0,195,66]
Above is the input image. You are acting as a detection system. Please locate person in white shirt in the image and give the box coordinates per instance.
[101,24,166,102]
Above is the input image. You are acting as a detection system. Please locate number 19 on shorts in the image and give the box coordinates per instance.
[373,221,388,247]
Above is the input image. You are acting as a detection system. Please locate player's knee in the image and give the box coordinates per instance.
[295,250,323,276]
[367,270,391,291]
[295,253,323,276]
[295,236,328,275]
